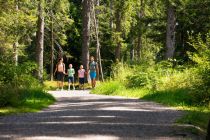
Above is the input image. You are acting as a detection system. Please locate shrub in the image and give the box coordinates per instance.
[111,62,133,83]
[0,58,44,107]
[0,86,20,107]
[92,81,124,95]
[187,33,210,105]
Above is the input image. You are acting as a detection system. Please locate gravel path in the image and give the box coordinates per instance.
[0,90,203,140]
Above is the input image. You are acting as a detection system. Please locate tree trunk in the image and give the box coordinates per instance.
[165,3,176,59]
[136,0,144,62]
[115,10,121,61]
[136,34,142,61]
[92,0,104,82]
[82,0,91,70]
[130,41,135,61]
[110,0,113,29]
[14,1,19,66]
[36,0,45,83]
[13,42,18,66]
[50,10,54,81]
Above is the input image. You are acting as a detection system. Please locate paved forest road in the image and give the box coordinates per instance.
[0,90,203,140]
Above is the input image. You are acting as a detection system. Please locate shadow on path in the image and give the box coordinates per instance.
[0,90,203,140]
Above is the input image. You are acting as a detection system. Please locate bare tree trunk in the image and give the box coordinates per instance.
[14,1,19,66]
[115,10,121,61]
[36,0,45,83]
[136,0,144,62]
[110,0,113,29]
[130,40,135,61]
[13,42,18,66]
[165,3,176,59]
[82,0,91,70]
[50,10,54,81]
[136,34,142,61]
[92,0,104,82]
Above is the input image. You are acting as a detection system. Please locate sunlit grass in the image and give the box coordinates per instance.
[92,80,210,132]
[0,89,55,116]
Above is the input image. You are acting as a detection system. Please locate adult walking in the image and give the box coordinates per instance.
[89,56,98,88]
[54,58,65,91]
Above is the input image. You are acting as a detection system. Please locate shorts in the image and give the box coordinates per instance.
[79,78,85,84]
[90,71,96,80]
[57,72,64,81]
[68,76,74,83]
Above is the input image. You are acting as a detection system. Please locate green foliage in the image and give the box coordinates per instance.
[143,89,191,106]
[92,81,124,95]
[186,32,210,105]
[0,88,55,115]
[93,31,210,130]
[178,108,210,131]
[0,55,47,108]
[0,86,20,107]
[19,88,55,105]
[0,85,55,108]
[111,62,133,82]
[0,59,39,88]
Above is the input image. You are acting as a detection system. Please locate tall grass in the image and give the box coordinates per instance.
[0,61,55,115]
[92,61,210,131]
[0,87,55,115]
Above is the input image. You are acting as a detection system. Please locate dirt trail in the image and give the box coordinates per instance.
[0,90,202,140]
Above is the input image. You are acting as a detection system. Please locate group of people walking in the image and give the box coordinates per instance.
[54,56,98,90]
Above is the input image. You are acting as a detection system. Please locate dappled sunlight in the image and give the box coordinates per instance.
[0,91,201,139]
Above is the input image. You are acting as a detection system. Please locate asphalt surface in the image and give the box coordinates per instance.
[0,90,203,140]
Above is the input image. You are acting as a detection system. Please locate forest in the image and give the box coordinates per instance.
[0,0,210,134]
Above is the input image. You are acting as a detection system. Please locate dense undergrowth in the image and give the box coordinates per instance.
[0,58,55,115]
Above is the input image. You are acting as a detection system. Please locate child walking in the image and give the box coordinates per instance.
[67,64,75,90]
[78,65,85,90]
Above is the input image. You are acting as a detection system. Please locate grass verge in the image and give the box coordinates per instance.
[0,89,55,116]
[92,81,210,132]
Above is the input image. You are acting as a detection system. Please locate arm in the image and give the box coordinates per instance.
[96,62,99,80]
[73,69,75,75]
[54,64,57,75]
[63,63,66,74]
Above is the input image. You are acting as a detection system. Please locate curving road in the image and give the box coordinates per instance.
[0,90,202,140]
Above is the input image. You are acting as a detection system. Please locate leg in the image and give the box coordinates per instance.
[91,79,94,88]
[61,81,64,90]
[79,78,82,90]
[72,77,75,90]
[93,78,96,88]
[61,73,64,90]
[68,83,70,90]
[57,81,59,90]
[56,73,60,90]
[68,77,70,90]
[82,78,85,90]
